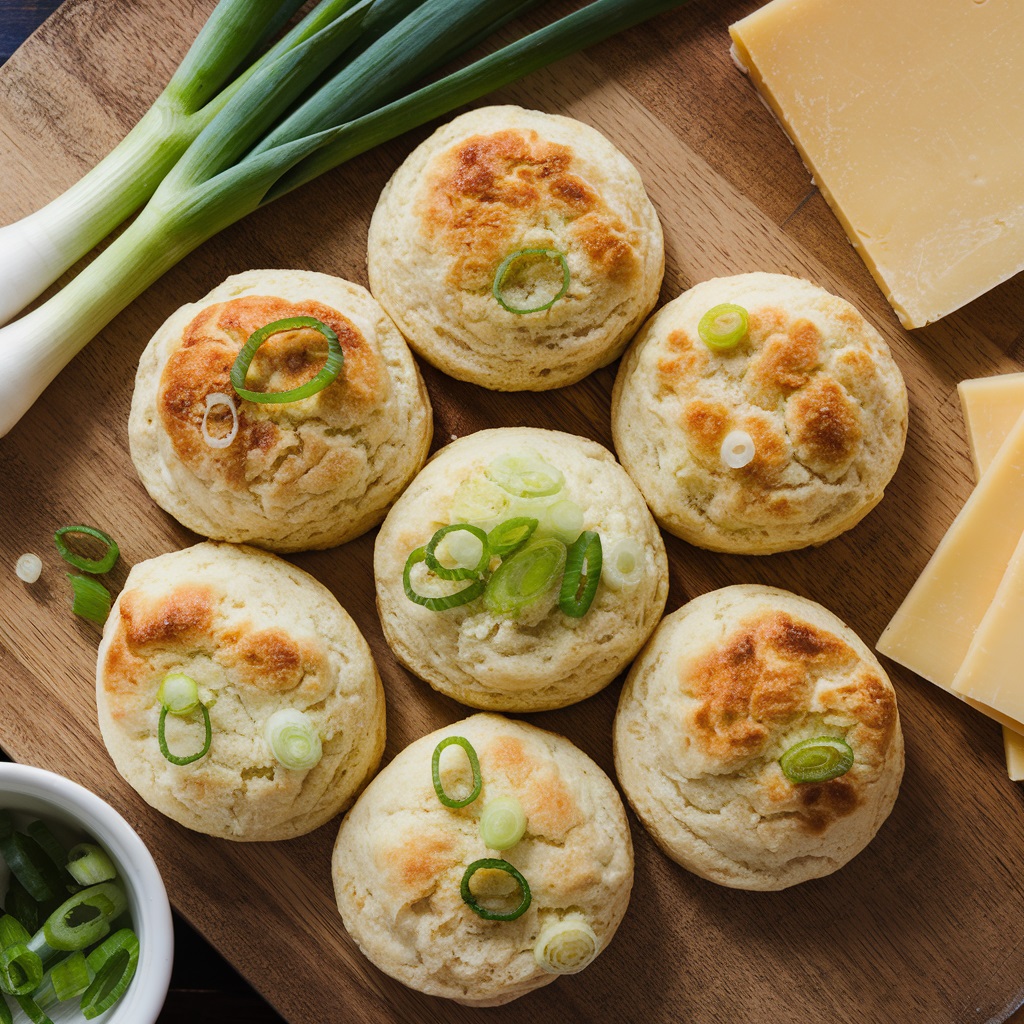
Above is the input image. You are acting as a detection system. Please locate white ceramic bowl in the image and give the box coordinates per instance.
[0,763,173,1023]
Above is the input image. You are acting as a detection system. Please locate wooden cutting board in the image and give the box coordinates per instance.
[2,2,1024,1022]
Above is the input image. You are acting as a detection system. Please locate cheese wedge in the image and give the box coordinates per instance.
[958,375,1024,781]
[729,0,1024,329]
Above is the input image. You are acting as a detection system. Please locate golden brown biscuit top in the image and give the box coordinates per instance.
[657,302,868,486]
[680,610,898,833]
[420,128,641,293]
[100,582,328,719]
[157,295,385,491]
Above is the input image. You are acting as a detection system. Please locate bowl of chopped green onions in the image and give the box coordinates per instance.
[0,763,172,1022]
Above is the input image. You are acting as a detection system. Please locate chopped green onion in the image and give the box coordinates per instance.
[264,709,323,771]
[0,993,10,1024]
[14,555,42,585]
[230,316,343,404]
[2,880,39,935]
[534,918,599,974]
[460,859,531,921]
[0,944,43,996]
[156,672,200,716]
[602,538,645,592]
[486,453,564,498]
[201,391,239,449]
[558,531,602,618]
[424,524,489,581]
[81,929,139,1020]
[53,525,119,575]
[486,518,539,560]
[0,833,63,903]
[42,883,127,953]
[779,737,854,784]
[479,797,527,851]
[158,703,212,766]
[450,476,511,528]
[721,429,755,469]
[493,248,570,314]
[12,994,51,1024]
[65,574,111,625]
[51,952,93,1002]
[65,846,116,887]
[483,538,566,618]
[0,916,29,950]
[538,499,583,545]
[431,737,482,809]
[23,824,66,876]
[697,303,748,351]
[403,547,486,611]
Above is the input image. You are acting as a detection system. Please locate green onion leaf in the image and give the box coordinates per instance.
[53,525,119,575]
[0,944,43,996]
[50,952,93,1002]
[81,929,139,1020]
[486,453,564,498]
[2,880,39,935]
[486,518,539,560]
[65,575,111,625]
[264,709,323,771]
[493,248,570,314]
[0,833,63,903]
[12,994,51,1024]
[158,703,212,767]
[779,737,854,784]
[479,797,527,851]
[403,547,486,611]
[157,672,200,716]
[483,538,566,618]
[559,530,602,618]
[424,524,489,581]
[230,316,343,403]
[534,918,599,974]
[697,303,748,351]
[42,882,128,953]
[23,824,66,877]
[65,846,117,888]
[431,737,482,809]
[460,859,531,921]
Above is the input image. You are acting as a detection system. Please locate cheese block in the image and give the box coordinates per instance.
[876,408,1024,702]
[729,0,1024,329]
[955,376,1024,778]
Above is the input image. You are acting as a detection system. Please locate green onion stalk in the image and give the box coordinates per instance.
[0,0,689,439]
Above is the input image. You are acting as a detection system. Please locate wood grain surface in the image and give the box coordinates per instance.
[2,2,1024,1022]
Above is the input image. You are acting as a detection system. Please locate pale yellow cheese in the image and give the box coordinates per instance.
[959,373,1024,481]
[876,408,1024,692]
[954,377,1024,779]
[729,0,1024,329]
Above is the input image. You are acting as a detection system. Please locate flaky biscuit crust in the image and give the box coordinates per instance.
[614,585,903,890]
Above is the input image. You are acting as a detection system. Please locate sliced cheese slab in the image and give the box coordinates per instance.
[959,373,1024,780]
[876,408,1024,691]
[729,0,1024,329]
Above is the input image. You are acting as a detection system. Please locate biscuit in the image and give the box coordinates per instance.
[614,585,903,890]
[96,542,385,841]
[611,272,908,553]
[374,427,669,711]
[332,713,633,1005]
[367,105,664,391]
[129,269,432,553]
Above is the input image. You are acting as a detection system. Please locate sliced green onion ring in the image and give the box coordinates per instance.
[460,859,532,921]
[65,845,116,887]
[479,797,527,851]
[42,882,127,952]
[65,574,111,625]
[493,248,570,314]
[403,547,485,611]
[698,302,749,351]
[602,539,645,592]
[81,929,139,1020]
[158,703,212,767]
[534,918,600,974]
[3,880,39,935]
[264,709,322,771]
[12,995,49,1024]
[24,823,66,875]
[0,917,29,950]
[538,499,583,545]
[53,526,119,575]
[424,524,489,581]
[0,833,63,902]
[431,736,482,809]
[0,993,11,1024]
[779,736,854,783]
[50,951,93,1002]
[230,316,343,404]
[0,944,42,996]
[559,531,602,618]
[486,517,539,560]
[483,538,566,618]
[486,453,564,499]
[156,672,200,716]
[450,476,511,527]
